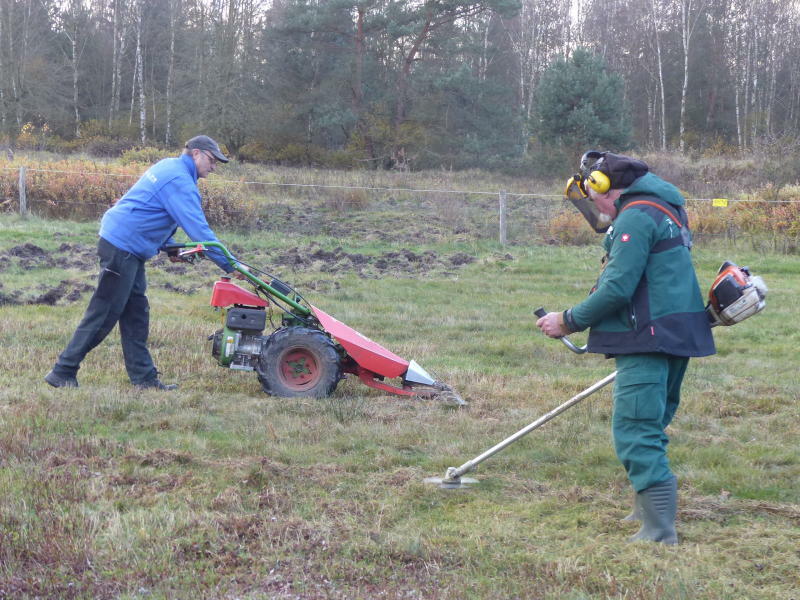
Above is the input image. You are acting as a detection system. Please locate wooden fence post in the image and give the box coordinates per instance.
[499,190,507,245]
[19,166,28,217]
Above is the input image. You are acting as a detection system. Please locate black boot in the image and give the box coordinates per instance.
[135,378,178,391]
[44,370,79,388]
[628,476,678,545]
[622,491,641,522]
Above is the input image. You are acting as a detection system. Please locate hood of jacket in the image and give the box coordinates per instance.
[617,172,685,209]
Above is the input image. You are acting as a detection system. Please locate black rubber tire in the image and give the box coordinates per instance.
[256,327,341,398]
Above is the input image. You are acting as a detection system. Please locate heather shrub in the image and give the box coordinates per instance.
[1,158,260,229]
[200,178,260,230]
[686,202,732,234]
[547,210,596,245]
[4,159,139,219]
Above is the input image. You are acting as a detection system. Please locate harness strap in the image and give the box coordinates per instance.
[619,200,683,227]
[618,197,692,251]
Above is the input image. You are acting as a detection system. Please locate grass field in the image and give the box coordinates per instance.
[0,209,798,599]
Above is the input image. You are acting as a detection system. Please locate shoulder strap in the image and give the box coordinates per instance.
[618,197,692,251]
[619,199,683,228]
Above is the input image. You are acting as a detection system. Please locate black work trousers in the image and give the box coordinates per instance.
[52,237,157,384]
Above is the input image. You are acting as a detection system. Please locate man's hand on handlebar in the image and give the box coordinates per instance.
[536,311,571,339]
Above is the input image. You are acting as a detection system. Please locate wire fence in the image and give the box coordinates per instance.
[2,165,798,252]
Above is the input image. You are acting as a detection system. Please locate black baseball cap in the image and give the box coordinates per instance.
[185,135,229,163]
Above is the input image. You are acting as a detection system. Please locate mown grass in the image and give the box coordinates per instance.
[0,212,798,599]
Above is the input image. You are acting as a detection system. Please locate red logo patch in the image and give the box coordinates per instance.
[621,233,631,242]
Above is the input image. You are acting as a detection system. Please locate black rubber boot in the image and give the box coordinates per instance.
[628,476,678,545]
[622,491,641,522]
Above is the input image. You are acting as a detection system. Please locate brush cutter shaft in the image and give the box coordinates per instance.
[449,371,617,479]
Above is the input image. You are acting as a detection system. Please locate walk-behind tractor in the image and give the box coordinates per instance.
[165,241,464,405]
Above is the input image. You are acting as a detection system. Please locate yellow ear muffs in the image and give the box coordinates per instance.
[586,170,611,193]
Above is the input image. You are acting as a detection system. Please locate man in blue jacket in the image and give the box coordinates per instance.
[537,151,715,544]
[45,135,239,391]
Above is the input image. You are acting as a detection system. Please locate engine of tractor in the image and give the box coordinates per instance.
[210,306,268,371]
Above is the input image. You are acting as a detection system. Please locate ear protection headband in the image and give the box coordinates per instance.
[579,151,611,194]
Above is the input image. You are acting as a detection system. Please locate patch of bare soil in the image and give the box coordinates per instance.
[0,242,99,306]
[268,242,475,278]
[0,236,479,305]
[1,242,97,272]
[0,279,95,306]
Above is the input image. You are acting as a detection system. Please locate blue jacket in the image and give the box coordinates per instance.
[98,153,232,272]
[564,173,715,358]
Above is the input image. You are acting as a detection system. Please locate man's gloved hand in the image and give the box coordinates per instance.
[536,311,571,339]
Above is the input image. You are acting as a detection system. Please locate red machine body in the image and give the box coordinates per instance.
[310,305,409,378]
[210,277,412,386]
[211,278,267,308]
[170,242,463,403]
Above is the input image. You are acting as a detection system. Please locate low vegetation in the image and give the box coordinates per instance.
[0,198,797,598]
[2,152,799,252]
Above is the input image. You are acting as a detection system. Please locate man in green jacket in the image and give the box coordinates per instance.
[536,151,715,544]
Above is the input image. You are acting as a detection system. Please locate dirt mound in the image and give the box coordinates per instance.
[0,280,94,306]
[9,243,48,258]
[271,243,474,278]
[0,242,97,272]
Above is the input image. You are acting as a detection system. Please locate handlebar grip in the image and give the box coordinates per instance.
[534,307,547,318]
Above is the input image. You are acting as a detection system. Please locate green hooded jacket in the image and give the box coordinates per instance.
[563,172,716,357]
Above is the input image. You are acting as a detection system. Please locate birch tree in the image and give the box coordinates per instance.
[678,0,708,152]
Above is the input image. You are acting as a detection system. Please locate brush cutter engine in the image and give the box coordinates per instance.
[706,261,767,327]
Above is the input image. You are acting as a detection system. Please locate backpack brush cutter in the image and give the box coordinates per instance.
[425,262,768,489]
[164,241,465,405]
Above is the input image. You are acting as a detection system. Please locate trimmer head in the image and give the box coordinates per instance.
[423,475,478,489]
[423,467,478,489]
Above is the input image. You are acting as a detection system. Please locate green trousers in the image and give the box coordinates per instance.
[612,353,689,492]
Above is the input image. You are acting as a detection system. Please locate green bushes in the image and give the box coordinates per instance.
[119,147,176,165]
[238,141,358,169]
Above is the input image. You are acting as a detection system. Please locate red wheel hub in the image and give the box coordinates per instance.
[278,348,321,390]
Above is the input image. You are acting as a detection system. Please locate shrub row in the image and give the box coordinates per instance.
[1,154,797,240]
[238,141,359,169]
[548,199,800,245]
[0,159,260,230]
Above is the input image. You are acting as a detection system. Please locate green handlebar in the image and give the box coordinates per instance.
[164,241,311,316]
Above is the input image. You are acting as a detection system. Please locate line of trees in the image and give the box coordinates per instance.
[1,0,799,171]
